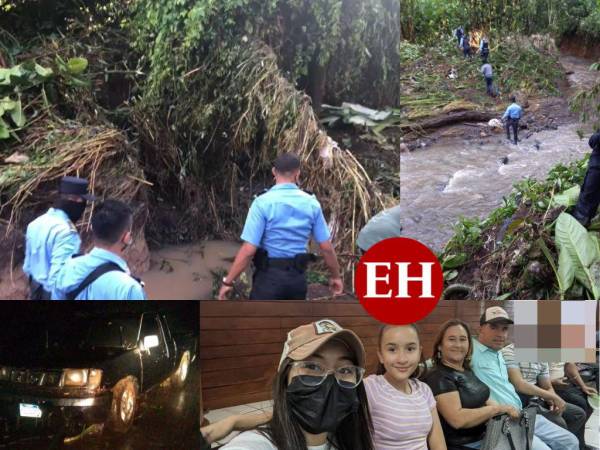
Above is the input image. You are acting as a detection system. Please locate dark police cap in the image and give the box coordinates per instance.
[59,176,96,201]
[273,153,301,172]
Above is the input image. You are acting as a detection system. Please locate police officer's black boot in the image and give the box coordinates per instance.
[573,149,600,228]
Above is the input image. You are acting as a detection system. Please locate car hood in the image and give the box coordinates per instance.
[0,346,131,369]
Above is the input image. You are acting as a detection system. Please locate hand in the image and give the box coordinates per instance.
[547,394,566,414]
[218,284,233,300]
[201,416,235,444]
[329,277,343,296]
[500,405,521,420]
[582,386,598,396]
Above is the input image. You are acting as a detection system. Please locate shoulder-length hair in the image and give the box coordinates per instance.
[376,324,425,379]
[431,319,473,370]
[260,357,374,450]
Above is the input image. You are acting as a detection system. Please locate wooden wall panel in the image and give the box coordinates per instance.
[200,300,512,410]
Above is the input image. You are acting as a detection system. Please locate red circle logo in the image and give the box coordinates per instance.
[354,237,443,325]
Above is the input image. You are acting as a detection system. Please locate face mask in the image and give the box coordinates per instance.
[58,200,86,223]
[286,374,359,434]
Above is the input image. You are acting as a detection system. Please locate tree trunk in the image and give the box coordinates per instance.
[307,48,327,114]
[400,110,498,130]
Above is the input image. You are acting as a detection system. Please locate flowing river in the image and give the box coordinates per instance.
[399,55,599,252]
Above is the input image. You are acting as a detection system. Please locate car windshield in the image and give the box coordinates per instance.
[83,318,139,349]
[0,316,139,351]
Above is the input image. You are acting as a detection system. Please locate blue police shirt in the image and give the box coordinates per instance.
[23,208,81,293]
[53,247,146,300]
[240,183,331,258]
[502,103,523,120]
[471,338,522,408]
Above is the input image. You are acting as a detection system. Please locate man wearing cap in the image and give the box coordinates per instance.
[23,176,95,300]
[218,153,343,300]
[471,306,579,450]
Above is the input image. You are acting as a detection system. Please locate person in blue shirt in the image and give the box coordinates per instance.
[471,306,579,450]
[218,153,343,300]
[502,96,523,145]
[23,176,95,300]
[572,130,600,227]
[53,199,146,300]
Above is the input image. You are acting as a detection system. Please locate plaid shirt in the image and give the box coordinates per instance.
[501,344,550,385]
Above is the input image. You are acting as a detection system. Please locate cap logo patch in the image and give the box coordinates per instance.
[314,319,341,335]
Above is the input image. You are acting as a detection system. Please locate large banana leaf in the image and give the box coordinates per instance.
[552,185,580,207]
[555,212,600,299]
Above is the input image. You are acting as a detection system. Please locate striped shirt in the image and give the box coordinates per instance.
[364,375,436,450]
[501,344,550,385]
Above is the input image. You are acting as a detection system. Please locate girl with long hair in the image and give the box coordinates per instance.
[218,319,374,450]
[364,324,446,450]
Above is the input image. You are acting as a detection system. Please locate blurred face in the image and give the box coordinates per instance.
[439,325,469,366]
[378,326,421,384]
[478,322,510,350]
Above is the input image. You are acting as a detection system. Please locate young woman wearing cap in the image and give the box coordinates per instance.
[364,324,446,450]
[216,320,374,450]
[422,319,520,450]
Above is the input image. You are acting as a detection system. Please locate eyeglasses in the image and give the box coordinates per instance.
[290,361,365,389]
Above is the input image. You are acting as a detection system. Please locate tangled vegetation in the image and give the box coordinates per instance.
[0,0,400,287]
[400,35,564,126]
[401,0,600,45]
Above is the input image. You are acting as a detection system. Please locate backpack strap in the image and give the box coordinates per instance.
[65,262,124,300]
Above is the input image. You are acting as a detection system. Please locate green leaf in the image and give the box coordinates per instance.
[557,244,575,297]
[0,117,10,139]
[34,63,53,78]
[495,293,512,300]
[555,212,600,299]
[552,185,580,207]
[9,98,24,127]
[444,270,458,281]
[66,57,88,75]
[0,96,16,111]
[442,253,468,269]
[537,238,563,295]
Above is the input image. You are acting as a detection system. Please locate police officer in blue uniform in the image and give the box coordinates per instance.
[502,95,523,145]
[218,153,343,300]
[23,176,95,300]
[53,199,146,300]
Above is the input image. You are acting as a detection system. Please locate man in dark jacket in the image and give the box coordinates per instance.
[572,130,600,227]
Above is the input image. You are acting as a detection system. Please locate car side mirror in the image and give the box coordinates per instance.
[143,335,160,350]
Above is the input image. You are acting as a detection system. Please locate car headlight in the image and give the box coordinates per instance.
[0,366,10,381]
[61,369,102,389]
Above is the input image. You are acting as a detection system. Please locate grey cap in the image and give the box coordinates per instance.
[356,205,402,251]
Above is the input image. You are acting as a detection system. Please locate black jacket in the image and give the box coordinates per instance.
[590,131,600,152]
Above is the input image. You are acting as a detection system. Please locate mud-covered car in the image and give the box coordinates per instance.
[0,311,197,436]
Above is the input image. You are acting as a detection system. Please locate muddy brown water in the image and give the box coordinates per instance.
[142,241,241,300]
[400,55,600,252]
